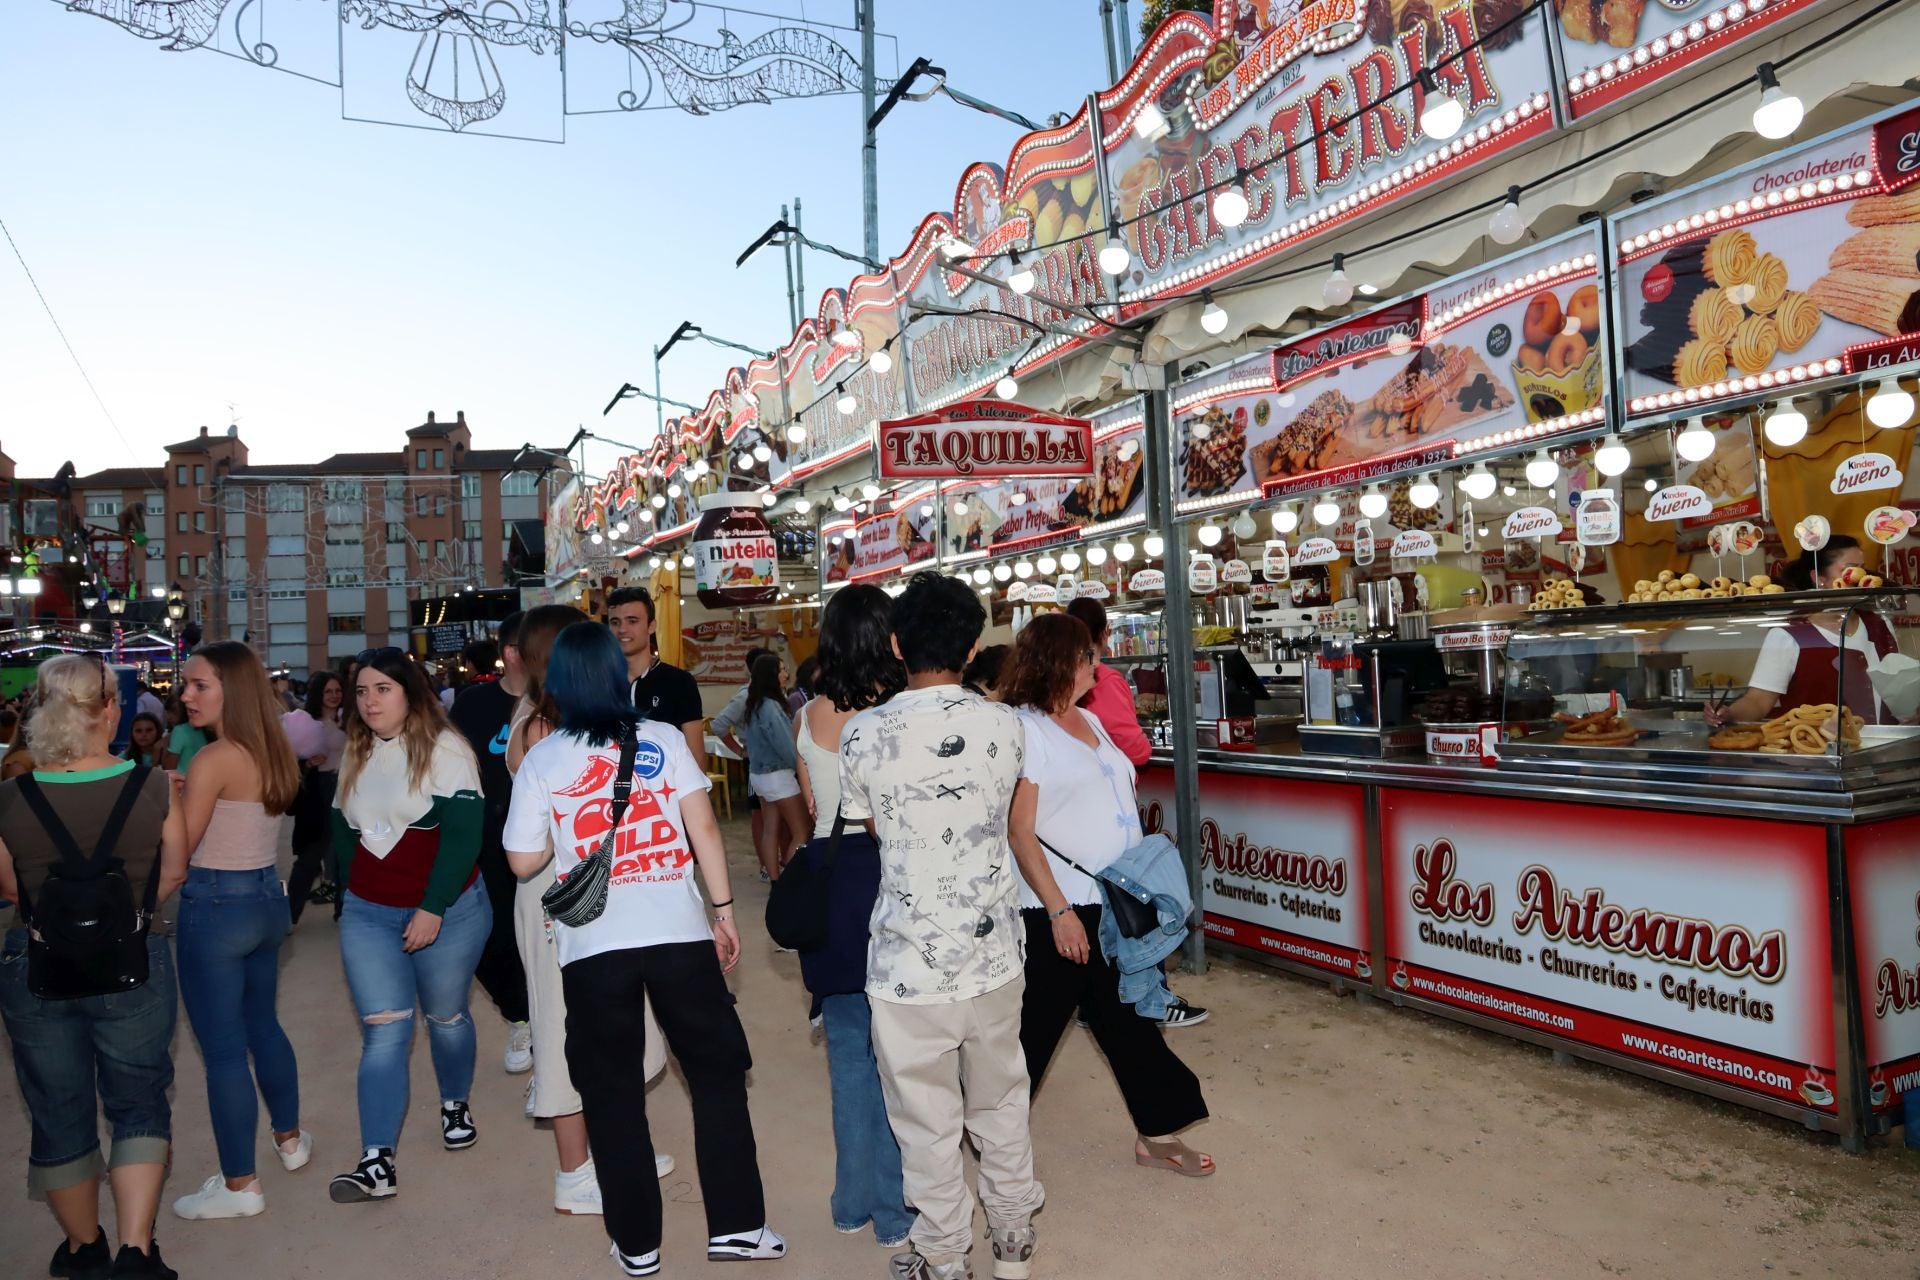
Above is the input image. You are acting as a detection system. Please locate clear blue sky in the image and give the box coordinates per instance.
[2,1,1117,482]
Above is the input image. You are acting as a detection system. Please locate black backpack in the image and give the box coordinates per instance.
[13,767,158,1000]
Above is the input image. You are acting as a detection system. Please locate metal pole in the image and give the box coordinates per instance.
[1145,365,1205,975]
[1099,0,1118,84]
[794,197,807,318]
[858,0,879,266]
[781,203,799,331]
[652,346,664,440]
[1115,0,1133,64]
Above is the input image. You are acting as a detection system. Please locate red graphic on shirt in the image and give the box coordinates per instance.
[551,752,693,883]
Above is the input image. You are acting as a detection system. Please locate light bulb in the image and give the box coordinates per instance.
[1419,70,1463,140]
[1644,477,1659,493]
[1059,550,1080,571]
[1408,475,1440,509]
[1752,63,1803,140]
[833,328,863,350]
[1763,400,1809,447]
[1593,434,1631,477]
[833,493,851,511]
[1037,554,1057,575]
[1197,521,1223,547]
[590,532,603,545]
[1014,560,1034,579]
[1675,419,1716,462]
[1112,538,1137,563]
[1525,450,1559,488]
[1503,484,1517,497]
[1086,545,1108,566]
[940,236,976,262]
[787,422,807,443]
[691,458,709,476]
[1199,289,1229,336]
[920,503,934,517]
[993,563,1012,582]
[1010,491,1028,505]
[950,497,968,517]
[737,454,756,473]
[1191,418,1212,441]
[1133,101,1170,143]
[648,555,661,568]
[1489,185,1526,246]
[1231,511,1258,541]
[862,482,881,501]
[1867,378,1915,429]
[1099,239,1132,275]
[761,491,778,507]
[795,497,812,514]
[639,508,654,524]
[667,482,683,498]
[869,347,894,375]
[1272,506,1299,535]
[1358,487,1388,519]
[1212,181,1249,229]
[1008,253,1036,296]
[1323,253,1354,306]
[1460,464,1497,501]
[650,494,667,509]
[1313,497,1342,527]
[996,375,1019,400]
[972,568,991,585]
[836,386,857,415]
[1143,533,1165,557]
[615,520,630,535]
[681,553,693,569]
[1387,331,1412,357]
[753,443,771,462]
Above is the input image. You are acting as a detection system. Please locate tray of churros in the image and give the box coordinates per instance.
[1707,704,1862,756]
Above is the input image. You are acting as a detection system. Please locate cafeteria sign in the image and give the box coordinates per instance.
[878,400,1093,480]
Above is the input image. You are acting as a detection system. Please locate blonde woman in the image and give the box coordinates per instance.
[0,656,188,1279]
[168,643,311,1222]
[327,648,487,1203]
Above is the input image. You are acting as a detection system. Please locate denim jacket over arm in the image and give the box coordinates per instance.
[1092,831,1192,1019]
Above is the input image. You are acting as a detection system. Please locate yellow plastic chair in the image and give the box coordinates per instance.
[703,720,732,818]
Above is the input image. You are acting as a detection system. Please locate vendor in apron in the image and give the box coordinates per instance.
[1707,537,1901,726]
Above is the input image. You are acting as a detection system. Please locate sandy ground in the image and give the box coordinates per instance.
[4,813,1919,1280]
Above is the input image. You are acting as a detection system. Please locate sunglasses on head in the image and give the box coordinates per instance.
[356,646,406,666]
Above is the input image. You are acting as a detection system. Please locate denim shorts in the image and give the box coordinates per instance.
[0,928,177,1197]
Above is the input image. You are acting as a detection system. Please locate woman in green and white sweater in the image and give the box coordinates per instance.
[325,648,488,1204]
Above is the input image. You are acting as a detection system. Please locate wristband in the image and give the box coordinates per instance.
[711,898,734,909]
[1049,905,1073,921]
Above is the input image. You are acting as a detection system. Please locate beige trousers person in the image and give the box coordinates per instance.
[869,976,1045,1266]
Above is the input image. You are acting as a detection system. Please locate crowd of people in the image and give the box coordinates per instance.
[0,575,1212,1280]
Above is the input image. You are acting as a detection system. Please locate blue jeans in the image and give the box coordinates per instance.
[176,866,300,1178]
[820,992,914,1242]
[0,930,176,1197]
[338,882,491,1150]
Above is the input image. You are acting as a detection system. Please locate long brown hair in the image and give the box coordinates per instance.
[518,605,588,728]
[997,613,1093,714]
[189,641,302,815]
[339,649,465,800]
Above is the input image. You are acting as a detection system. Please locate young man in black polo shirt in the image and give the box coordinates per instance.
[606,585,706,769]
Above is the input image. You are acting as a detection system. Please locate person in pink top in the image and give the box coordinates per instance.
[1065,599,1152,767]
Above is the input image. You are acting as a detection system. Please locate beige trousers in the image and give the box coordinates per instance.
[869,976,1045,1266]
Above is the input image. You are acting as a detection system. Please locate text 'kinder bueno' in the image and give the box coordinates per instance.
[1509,864,1785,982]
[1197,818,1347,896]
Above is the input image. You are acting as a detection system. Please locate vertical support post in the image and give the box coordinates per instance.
[652,346,664,440]
[1146,363,1205,975]
[781,202,799,332]
[794,196,808,320]
[858,0,879,266]
[1115,0,1133,64]
[1099,0,1119,83]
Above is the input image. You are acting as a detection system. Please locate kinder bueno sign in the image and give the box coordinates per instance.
[1832,452,1904,497]
[1391,529,1438,558]
[1139,767,1370,980]
[1381,788,1837,1115]
[1294,536,1340,566]
[1501,506,1562,540]
[879,401,1094,480]
[1646,484,1711,522]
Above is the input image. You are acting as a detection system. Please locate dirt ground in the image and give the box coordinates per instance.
[4,813,1918,1280]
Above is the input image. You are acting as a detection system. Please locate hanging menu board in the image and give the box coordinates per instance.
[1171,227,1608,510]
[942,413,1149,557]
[1615,99,1920,420]
[1553,0,1832,120]
[821,493,939,585]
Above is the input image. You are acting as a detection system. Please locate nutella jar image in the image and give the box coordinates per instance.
[693,492,779,608]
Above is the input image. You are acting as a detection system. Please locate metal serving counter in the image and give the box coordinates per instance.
[1141,744,1920,1151]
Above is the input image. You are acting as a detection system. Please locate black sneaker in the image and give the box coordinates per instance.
[49,1228,110,1280]
[109,1241,176,1279]
[440,1100,477,1150]
[329,1147,397,1202]
[1156,997,1209,1029]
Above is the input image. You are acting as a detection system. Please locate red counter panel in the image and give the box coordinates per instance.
[1846,815,1920,1116]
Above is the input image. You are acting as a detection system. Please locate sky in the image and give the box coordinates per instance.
[0,0,1121,483]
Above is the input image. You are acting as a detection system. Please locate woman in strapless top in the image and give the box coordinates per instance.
[168,643,311,1223]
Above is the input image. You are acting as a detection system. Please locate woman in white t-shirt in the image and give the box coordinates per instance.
[1002,613,1215,1180]
[505,622,784,1276]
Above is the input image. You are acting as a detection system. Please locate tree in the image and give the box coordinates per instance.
[1139,0,1215,40]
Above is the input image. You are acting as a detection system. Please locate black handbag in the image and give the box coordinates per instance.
[765,808,846,953]
[1038,836,1161,939]
[540,729,637,929]
[14,767,158,1000]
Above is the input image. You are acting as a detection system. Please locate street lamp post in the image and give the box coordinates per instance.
[166,582,186,681]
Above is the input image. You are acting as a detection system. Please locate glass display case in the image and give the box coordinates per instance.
[1498,588,1920,768]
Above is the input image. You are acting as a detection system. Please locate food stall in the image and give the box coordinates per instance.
[542,0,1920,1148]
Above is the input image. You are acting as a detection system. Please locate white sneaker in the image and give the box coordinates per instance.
[504,1021,533,1074]
[612,1243,661,1276]
[171,1173,265,1220]
[655,1152,674,1178]
[707,1225,786,1261]
[555,1161,603,1216]
[275,1130,312,1172]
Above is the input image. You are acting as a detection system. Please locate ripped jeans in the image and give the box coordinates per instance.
[338,883,492,1151]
